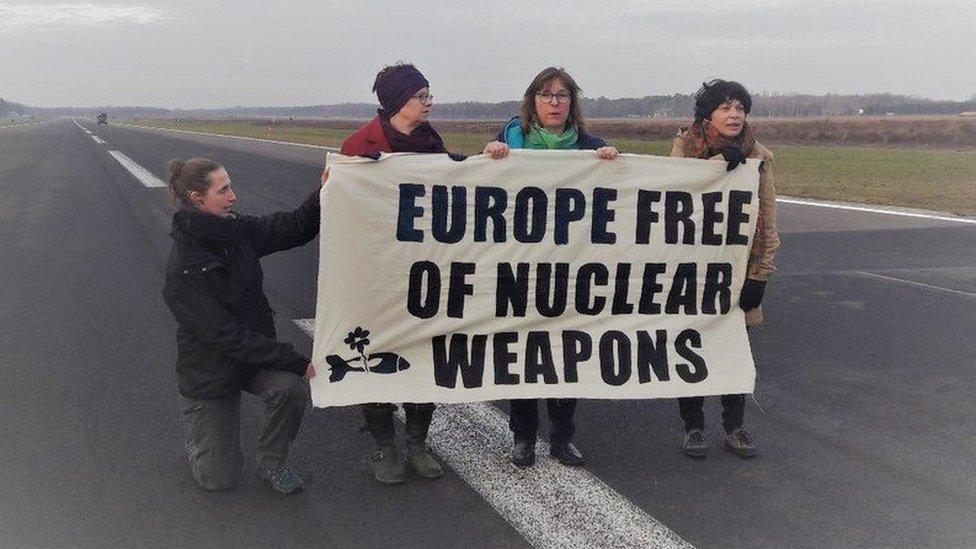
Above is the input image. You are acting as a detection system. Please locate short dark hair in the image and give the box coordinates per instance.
[693,79,752,123]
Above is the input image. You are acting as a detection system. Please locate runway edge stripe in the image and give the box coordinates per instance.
[115,123,341,151]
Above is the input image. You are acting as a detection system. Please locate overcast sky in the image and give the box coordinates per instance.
[2,0,974,108]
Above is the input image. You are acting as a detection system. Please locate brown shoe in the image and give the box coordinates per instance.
[681,429,708,459]
[406,444,444,479]
[371,444,406,484]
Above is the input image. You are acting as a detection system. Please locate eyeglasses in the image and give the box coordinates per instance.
[536,92,571,104]
[412,92,434,102]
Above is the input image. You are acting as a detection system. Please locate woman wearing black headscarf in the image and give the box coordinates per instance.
[340,63,459,484]
[341,63,459,160]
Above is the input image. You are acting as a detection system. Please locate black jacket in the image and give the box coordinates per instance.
[162,190,320,399]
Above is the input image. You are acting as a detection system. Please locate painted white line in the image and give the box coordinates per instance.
[107,151,166,188]
[852,271,976,298]
[292,318,316,336]
[778,197,976,225]
[72,119,89,132]
[91,135,106,144]
[292,318,691,549]
[116,123,341,151]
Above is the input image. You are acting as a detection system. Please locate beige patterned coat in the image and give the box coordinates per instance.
[670,131,780,326]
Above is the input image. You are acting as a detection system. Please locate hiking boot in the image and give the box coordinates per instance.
[258,464,304,494]
[511,438,536,468]
[361,404,404,483]
[724,428,759,458]
[371,444,406,484]
[406,443,444,479]
[549,442,585,467]
[403,403,440,479]
[682,429,708,459]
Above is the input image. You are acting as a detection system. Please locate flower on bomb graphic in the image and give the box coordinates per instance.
[344,327,371,367]
[325,325,411,383]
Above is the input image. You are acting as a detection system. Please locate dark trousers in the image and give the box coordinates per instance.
[678,394,745,434]
[360,402,436,446]
[181,369,308,491]
[508,398,577,444]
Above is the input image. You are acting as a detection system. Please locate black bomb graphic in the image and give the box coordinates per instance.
[326,326,411,382]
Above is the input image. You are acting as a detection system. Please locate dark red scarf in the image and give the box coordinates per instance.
[377,110,447,154]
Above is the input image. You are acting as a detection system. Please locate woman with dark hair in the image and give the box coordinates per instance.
[670,79,780,459]
[340,62,458,484]
[482,66,618,468]
[162,158,322,494]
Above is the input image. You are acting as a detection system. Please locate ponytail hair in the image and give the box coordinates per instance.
[167,158,221,208]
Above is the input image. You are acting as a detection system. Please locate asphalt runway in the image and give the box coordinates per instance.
[1,119,974,548]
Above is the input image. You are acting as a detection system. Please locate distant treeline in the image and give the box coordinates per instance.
[0,98,29,116]
[7,93,976,119]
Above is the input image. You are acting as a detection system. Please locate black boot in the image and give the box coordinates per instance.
[549,441,584,466]
[361,403,405,484]
[404,403,443,479]
[511,436,536,468]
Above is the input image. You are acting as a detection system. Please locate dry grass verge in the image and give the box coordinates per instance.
[130,118,976,216]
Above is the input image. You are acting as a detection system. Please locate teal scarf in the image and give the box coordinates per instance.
[524,124,579,150]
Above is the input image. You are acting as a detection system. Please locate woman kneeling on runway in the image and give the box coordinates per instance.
[162,158,321,493]
[670,79,780,459]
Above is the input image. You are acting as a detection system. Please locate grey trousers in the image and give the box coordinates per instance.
[181,369,308,491]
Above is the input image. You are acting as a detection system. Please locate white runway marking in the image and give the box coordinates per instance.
[292,319,691,549]
[107,151,165,188]
[71,119,89,132]
[117,123,341,151]
[852,271,976,299]
[778,197,976,225]
[91,135,106,144]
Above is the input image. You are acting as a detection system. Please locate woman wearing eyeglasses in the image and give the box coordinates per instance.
[482,66,618,468]
[340,62,457,485]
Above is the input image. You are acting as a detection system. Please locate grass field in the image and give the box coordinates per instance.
[1,118,39,128]
[128,118,976,216]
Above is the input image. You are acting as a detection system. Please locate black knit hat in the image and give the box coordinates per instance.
[693,79,752,123]
[372,63,429,116]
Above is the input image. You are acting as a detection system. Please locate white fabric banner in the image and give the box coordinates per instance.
[311,150,759,407]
